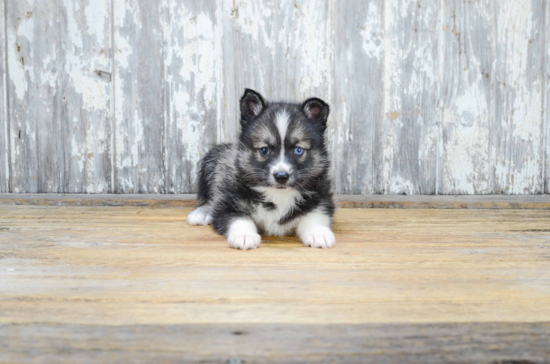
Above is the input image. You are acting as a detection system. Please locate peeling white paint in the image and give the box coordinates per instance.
[360,2,383,59]
[9,14,34,100]
[3,0,549,195]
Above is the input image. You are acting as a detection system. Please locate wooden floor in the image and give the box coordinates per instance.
[1,204,550,363]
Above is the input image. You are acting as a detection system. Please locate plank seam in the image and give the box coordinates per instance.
[382,0,389,195]
[542,0,548,194]
[215,0,223,145]
[3,0,11,193]
[109,0,116,193]
[435,0,444,195]
[162,0,169,194]
[490,2,497,194]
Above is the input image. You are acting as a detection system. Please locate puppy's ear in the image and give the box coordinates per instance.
[240,89,266,125]
[302,98,330,129]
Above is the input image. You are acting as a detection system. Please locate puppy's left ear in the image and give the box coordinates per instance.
[240,89,266,126]
[302,98,330,129]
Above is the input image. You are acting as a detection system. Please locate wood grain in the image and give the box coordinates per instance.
[1,1,550,195]
[493,0,546,194]
[2,323,549,363]
[1,206,550,325]
[1,205,550,361]
[439,0,494,195]
[7,0,62,193]
[163,0,218,193]
[546,0,550,194]
[220,0,331,142]
[2,193,550,209]
[0,0,8,193]
[57,0,113,193]
[381,0,440,195]
[113,0,165,193]
[329,0,383,195]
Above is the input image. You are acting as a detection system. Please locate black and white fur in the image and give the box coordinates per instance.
[187,89,335,250]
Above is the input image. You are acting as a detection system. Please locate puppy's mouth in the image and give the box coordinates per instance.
[276,186,288,189]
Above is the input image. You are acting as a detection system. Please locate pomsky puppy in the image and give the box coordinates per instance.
[187,89,335,250]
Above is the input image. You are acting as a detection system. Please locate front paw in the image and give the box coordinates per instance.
[300,226,336,249]
[187,207,212,226]
[228,232,262,250]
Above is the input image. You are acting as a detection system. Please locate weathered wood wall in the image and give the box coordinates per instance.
[1,0,549,194]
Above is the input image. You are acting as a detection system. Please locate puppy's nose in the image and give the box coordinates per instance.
[274,172,289,184]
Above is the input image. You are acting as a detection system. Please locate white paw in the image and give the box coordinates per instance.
[226,218,262,250]
[228,232,262,250]
[187,207,212,226]
[300,226,336,249]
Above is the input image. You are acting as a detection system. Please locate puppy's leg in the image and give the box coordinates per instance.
[226,217,262,250]
[297,209,335,249]
[187,204,213,226]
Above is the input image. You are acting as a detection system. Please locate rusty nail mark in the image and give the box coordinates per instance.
[94,70,112,82]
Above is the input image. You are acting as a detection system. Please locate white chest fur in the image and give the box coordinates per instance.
[251,187,303,236]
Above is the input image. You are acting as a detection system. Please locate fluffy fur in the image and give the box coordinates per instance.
[187,89,336,250]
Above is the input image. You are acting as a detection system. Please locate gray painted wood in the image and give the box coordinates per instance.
[2,0,550,195]
[163,0,218,194]
[330,0,383,195]
[439,1,494,195]
[493,0,546,194]
[57,0,113,193]
[220,0,331,142]
[113,0,165,193]
[380,0,440,195]
[6,0,112,193]
[0,0,8,193]
[7,0,61,193]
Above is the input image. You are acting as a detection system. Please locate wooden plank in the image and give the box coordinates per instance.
[493,0,546,194]
[0,0,8,193]
[1,206,550,325]
[6,0,112,193]
[219,0,331,142]
[1,323,549,363]
[380,0,440,195]
[439,1,494,195]
[57,0,112,193]
[7,0,61,193]
[113,0,165,193]
[1,206,550,360]
[329,0,383,195]
[2,193,550,209]
[163,0,218,193]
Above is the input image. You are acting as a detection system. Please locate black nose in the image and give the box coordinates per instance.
[274,172,289,184]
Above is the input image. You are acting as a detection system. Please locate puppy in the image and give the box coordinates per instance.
[187,89,335,250]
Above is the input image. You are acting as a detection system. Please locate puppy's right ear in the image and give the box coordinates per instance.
[240,89,266,125]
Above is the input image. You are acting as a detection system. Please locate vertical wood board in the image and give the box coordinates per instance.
[163,0,218,194]
[329,0,383,195]
[58,0,112,193]
[380,0,440,195]
[493,0,545,194]
[113,0,165,193]
[220,0,331,142]
[7,0,62,193]
[0,0,8,192]
[439,0,494,194]
[7,0,112,193]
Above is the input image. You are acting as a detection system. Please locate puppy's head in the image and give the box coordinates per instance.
[237,89,330,190]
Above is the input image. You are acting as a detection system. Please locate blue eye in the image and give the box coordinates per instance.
[294,147,304,156]
[259,147,269,155]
